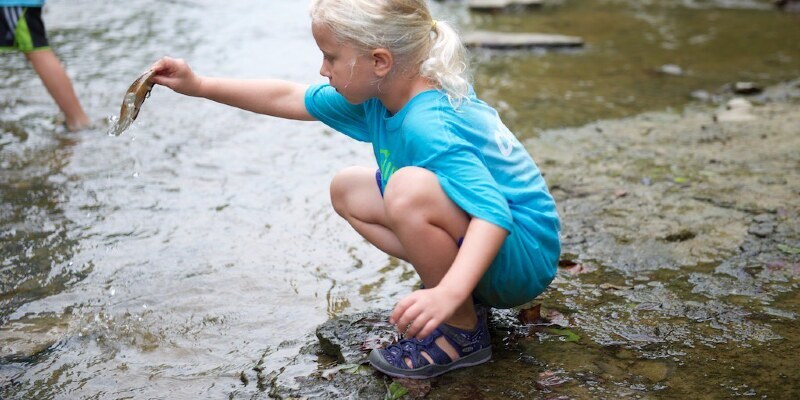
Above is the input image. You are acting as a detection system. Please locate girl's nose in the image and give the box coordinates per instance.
[319,64,331,79]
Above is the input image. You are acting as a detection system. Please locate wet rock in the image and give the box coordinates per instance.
[266,81,800,399]
[732,81,763,95]
[266,311,398,399]
[263,338,388,400]
[315,310,397,364]
[463,31,584,50]
[632,361,670,382]
[531,101,795,272]
[715,98,756,122]
[657,64,684,76]
[748,222,775,238]
[468,0,543,12]
[775,0,800,12]
[690,90,714,102]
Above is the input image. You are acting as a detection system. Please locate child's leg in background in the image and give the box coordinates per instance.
[26,49,89,131]
[3,6,90,131]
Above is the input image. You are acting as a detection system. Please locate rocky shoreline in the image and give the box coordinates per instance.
[244,79,799,399]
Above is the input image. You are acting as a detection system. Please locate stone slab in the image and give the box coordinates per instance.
[463,31,584,49]
[469,0,543,11]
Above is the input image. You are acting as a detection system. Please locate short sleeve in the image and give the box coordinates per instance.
[399,108,513,232]
[421,144,514,233]
[304,84,371,142]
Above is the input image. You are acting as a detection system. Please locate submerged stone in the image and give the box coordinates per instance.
[463,31,584,49]
[0,312,69,363]
[468,0,543,12]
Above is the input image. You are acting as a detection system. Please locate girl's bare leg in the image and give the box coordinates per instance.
[330,166,408,260]
[331,166,476,364]
[381,167,475,329]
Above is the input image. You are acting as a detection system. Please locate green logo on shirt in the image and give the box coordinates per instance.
[379,149,399,180]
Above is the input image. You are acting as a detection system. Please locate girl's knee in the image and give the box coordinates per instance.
[383,167,438,221]
[329,166,366,217]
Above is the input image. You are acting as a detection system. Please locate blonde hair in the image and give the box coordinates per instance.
[310,0,470,107]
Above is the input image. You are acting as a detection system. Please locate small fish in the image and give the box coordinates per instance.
[108,70,156,136]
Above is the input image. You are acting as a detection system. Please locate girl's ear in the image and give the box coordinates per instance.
[370,48,393,78]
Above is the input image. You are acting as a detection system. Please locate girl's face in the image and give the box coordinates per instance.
[311,23,377,104]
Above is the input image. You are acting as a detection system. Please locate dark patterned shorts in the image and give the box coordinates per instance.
[1,7,49,52]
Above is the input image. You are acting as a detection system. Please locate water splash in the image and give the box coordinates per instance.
[107,93,137,137]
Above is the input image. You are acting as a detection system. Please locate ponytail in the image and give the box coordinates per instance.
[310,0,471,108]
[420,20,470,108]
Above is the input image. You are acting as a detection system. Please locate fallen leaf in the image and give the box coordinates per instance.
[321,363,364,380]
[360,332,398,352]
[518,304,542,324]
[535,370,571,391]
[392,378,432,398]
[777,244,800,255]
[558,259,577,268]
[567,263,595,275]
[386,381,409,400]
[544,310,569,328]
[599,283,632,291]
[545,328,581,342]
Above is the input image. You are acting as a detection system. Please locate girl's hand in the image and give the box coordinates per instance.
[389,287,462,340]
[150,56,203,97]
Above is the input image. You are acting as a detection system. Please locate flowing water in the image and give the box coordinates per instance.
[107,92,138,137]
[1,0,798,398]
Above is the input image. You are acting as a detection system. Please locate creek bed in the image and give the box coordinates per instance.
[1,0,798,398]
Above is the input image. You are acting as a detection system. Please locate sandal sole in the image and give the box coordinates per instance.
[368,346,492,379]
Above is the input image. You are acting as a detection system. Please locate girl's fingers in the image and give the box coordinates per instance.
[389,295,414,324]
[393,302,422,334]
[405,314,429,338]
[415,319,439,340]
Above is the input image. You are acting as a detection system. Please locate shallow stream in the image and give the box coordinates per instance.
[1,1,798,398]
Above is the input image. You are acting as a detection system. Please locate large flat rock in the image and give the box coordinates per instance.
[468,0,543,11]
[463,31,584,49]
[257,80,800,399]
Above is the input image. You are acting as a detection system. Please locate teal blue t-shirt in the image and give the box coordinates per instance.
[305,84,560,274]
[0,1,45,6]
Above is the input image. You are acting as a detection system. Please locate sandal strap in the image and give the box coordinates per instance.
[414,328,453,365]
[379,318,490,370]
[383,328,454,369]
[436,320,490,358]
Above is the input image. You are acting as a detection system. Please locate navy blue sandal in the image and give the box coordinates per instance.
[368,316,492,379]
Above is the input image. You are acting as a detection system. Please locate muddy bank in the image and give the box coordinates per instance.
[253,80,800,399]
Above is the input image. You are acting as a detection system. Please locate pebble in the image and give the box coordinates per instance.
[658,64,684,76]
[733,81,762,95]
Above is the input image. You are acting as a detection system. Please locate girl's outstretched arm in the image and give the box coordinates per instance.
[151,57,315,121]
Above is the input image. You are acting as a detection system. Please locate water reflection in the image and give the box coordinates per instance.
[0,131,81,326]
